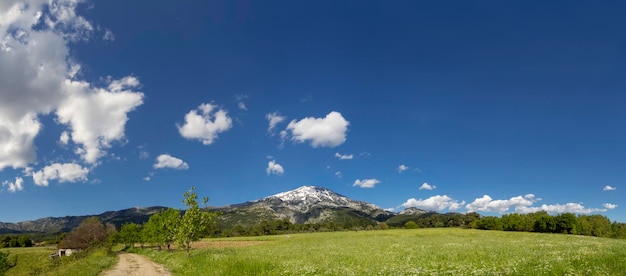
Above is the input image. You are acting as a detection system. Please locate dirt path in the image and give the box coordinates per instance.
[100,252,171,276]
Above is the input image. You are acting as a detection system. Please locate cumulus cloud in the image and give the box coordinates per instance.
[398,165,409,173]
[401,195,465,212]
[266,160,284,175]
[32,163,89,187]
[266,112,286,134]
[178,103,232,145]
[2,177,24,193]
[603,203,617,209]
[153,154,189,170]
[419,182,436,190]
[516,203,606,214]
[0,0,143,169]
[353,178,380,188]
[335,153,353,160]
[285,111,349,148]
[465,194,536,213]
[57,77,144,163]
[603,185,616,191]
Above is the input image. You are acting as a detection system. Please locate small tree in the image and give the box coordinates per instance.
[143,208,180,250]
[58,217,110,250]
[118,223,143,248]
[405,221,418,229]
[176,187,217,256]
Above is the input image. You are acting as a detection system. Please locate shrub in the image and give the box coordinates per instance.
[0,251,16,274]
[404,221,418,229]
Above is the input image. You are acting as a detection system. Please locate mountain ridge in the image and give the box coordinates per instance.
[0,186,417,234]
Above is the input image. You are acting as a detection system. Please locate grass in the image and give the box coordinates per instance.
[0,246,117,276]
[134,228,626,275]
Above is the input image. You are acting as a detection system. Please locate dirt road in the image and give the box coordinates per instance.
[100,252,171,276]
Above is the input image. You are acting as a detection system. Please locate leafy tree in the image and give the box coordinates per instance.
[533,214,556,233]
[555,213,577,234]
[143,208,180,250]
[476,216,503,231]
[611,222,626,239]
[176,187,217,256]
[118,223,143,248]
[404,221,418,229]
[377,222,390,230]
[58,217,110,250]
[586,215,612,237]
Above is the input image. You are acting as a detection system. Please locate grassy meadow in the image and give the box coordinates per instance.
[134,228,626,275]
[0,246,116,276]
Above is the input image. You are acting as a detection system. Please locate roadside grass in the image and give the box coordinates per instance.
[0,246,117,276]
[134,228,626,275]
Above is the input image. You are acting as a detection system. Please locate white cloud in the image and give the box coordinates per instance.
[515,203,606,214]
[335,152,353,160]
[238,102,247,110]
[0,1,143,169]
[57,77,144,164]
[398,164,409,173]
[32,163,89,187]
[603,203,617,209]
[2,177,24,193]
[59,131,70,145]
[465,194,536,213]
[266,160,284,175]
[401,195,465,212]
[353,178,380,188]
[285,111,349,148]
[335,171,342,178]
[143,176,151,181]
[384,207,395,212]
[103,28,115,41]
[153,154,189,170]
[266,112,286,134]
[603,185,616,191]
[178,103,232,145]
[419,182,436,190]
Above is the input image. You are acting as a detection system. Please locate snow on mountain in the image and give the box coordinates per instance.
[219,186,394,225]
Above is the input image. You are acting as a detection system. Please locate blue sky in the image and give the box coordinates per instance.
[1,0,625,223]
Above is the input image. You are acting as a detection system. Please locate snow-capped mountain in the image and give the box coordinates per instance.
[216,186,394,226]
[399,207,429,215]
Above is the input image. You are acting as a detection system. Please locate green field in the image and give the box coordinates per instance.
[0,246,116,276]
[133,228,626,275]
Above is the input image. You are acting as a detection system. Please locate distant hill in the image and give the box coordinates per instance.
[0,206,167,234]
[0,186,427,235]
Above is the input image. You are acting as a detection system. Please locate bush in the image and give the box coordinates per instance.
[58,217,115,251]
[0,251,17,274]
[404,221,418,229]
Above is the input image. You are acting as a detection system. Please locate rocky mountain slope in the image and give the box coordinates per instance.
[214,186,394,227]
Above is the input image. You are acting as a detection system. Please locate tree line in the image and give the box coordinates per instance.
[0,235,33,248]
[470,211,626,238]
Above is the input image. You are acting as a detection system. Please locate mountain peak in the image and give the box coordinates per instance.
[265,186,348,203]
